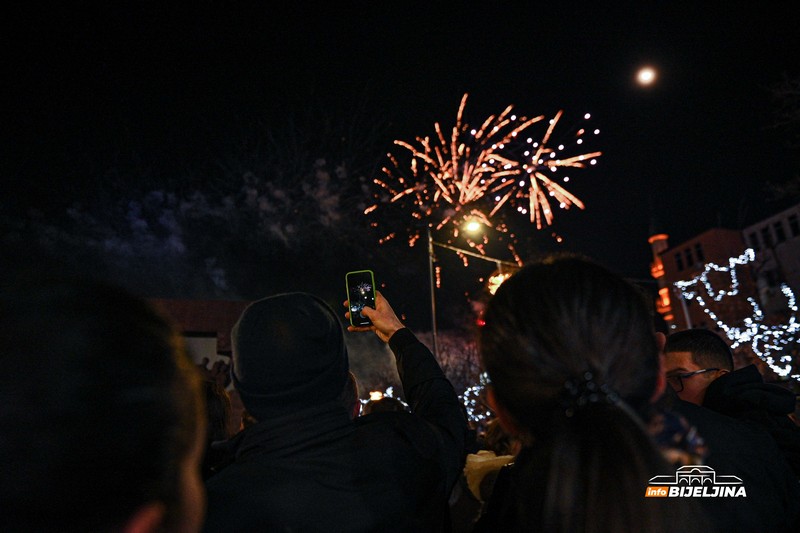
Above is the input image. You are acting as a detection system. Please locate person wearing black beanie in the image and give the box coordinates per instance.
[204,290,468,532]
[230,292,350,420]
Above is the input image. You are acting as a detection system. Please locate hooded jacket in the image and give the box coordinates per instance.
[203,328,468,532]
[703,364,800,478]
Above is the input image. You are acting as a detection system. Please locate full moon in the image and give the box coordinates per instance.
[636,66,657,86]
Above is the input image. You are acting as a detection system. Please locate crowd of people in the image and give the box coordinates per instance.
[2,250,799,532]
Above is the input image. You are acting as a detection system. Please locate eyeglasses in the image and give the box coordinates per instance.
[666,368,720,392]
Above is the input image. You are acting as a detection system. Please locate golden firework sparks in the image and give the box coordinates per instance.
[369,93,602,252]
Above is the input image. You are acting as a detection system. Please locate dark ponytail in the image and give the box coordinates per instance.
[479,254,706,532]
[541,404,675,532]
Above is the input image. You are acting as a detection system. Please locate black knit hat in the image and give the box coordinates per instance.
[231,292,349,420]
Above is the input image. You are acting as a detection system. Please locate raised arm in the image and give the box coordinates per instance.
[345,291,468,490]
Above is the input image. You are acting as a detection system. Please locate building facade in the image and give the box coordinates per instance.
[648,202,800,381]
[149,298,250,363]
[741,203,800,316]
[651,228,758,332]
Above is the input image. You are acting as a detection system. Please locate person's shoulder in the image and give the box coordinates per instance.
[205,447,299,490]
[675,399,756,436]
[705,365,795,413]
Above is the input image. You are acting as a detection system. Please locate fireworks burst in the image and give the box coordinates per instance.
[490,109,602,228]
[367,93,602,255]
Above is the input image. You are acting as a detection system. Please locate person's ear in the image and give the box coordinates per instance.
[486,386,522,437]
[654,331,667,353]
[652,355,667,403]
[122,502,166,533]
[651,332,668,403]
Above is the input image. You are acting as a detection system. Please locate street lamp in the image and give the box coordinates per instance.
[426,224,519,357]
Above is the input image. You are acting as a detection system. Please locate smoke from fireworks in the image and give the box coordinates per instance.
[367,93,602,256]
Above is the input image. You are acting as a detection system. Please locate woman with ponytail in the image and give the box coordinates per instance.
[474,253,706,533]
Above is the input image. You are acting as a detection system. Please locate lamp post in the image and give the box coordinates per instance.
[426,224,520,358]
[427,227,439,358]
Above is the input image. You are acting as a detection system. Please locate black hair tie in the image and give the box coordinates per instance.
[562,371,620,417]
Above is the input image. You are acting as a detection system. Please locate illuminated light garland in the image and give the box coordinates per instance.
[674,248,800,382]
[674,249,754,302]
[459,371,493,422]
[456,249,800,423]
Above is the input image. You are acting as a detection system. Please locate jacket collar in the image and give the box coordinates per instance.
[704,364,796,415]
[229,401,355,460]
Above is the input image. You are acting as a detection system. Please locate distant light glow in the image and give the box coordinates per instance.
[487,272,512,295]
[464,220,482,233]
[637,66,657,86]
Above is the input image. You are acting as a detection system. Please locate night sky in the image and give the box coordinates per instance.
[3,3,799,323]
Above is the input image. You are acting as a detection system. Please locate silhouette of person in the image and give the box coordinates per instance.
[0,273,206,532]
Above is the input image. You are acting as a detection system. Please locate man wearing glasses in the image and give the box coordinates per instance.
[663,328,731,405]
[664,328,800,479]
[660,328,800,531]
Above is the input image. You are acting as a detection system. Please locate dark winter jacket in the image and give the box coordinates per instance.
[703,364,800,478]
[674,399,800,533]
[203,328,467,532]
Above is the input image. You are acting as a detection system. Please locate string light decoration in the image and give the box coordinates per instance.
[459,371,493,423]
[368,93,602,255]
[674,248,800,382]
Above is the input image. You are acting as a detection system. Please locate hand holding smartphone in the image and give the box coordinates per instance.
[345,270,376,327]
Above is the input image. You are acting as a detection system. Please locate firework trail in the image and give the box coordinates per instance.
[367,93,601,255]
[489,109,602,229]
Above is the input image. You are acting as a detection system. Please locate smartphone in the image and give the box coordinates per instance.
[346,270,376,327]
